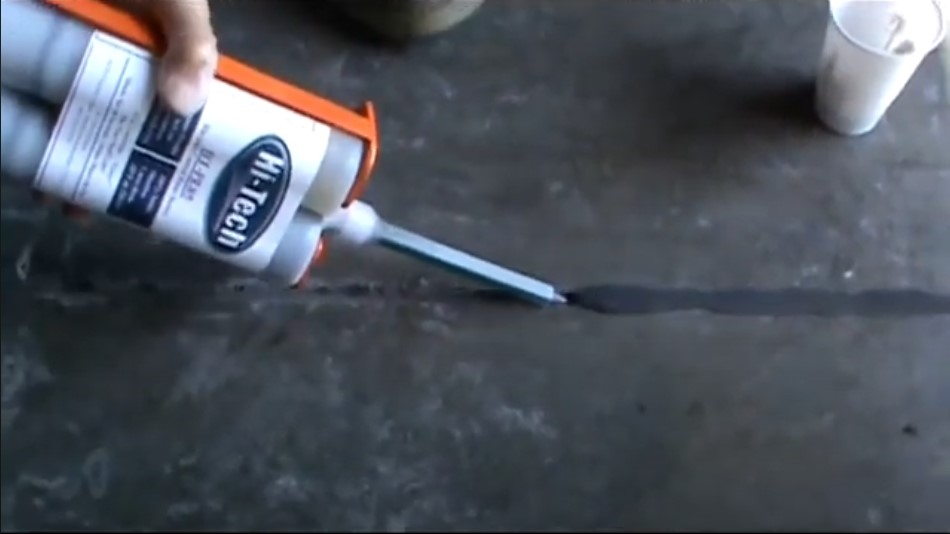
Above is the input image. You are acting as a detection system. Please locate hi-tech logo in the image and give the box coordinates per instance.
[205,135,292,254]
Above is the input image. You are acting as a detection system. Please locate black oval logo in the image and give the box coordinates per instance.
[205,135,292,254]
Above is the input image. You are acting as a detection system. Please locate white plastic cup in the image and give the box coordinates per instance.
[815,0,947,136]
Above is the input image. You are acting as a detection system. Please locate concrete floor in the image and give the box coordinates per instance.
[2,0,949,530]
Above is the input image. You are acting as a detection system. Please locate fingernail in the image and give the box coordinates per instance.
[160,73,210,117]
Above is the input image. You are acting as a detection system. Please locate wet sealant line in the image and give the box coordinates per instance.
[559,285,950,317]
[21,269,950,318]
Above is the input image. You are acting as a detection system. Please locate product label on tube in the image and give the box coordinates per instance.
[35,31,332,271]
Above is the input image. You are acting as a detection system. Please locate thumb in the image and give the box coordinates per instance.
[144,0,218,116]
[158,34,218,116]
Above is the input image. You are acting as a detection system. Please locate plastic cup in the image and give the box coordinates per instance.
[814,0,947,136]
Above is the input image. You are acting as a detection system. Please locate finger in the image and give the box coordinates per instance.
[142,0,218,116]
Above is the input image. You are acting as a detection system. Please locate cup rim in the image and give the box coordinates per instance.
[828,0,947,58]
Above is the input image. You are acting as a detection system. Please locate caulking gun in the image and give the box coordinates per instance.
[0,0,564,305]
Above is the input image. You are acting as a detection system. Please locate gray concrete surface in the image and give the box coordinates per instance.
[2,0,949,530]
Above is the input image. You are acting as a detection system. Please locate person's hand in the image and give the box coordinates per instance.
[51,0,219,221]
[137,0,219,116]
[105,0,219,114]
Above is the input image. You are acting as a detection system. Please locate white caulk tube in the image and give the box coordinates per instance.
[0,84,325,285]
[0,0,91,106]
[1,0,368,285]
[0,88,53,184]
[1,0,364,217]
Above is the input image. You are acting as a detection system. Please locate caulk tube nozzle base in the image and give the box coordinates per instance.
[264,209,326,286]
[323,200,381,246]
